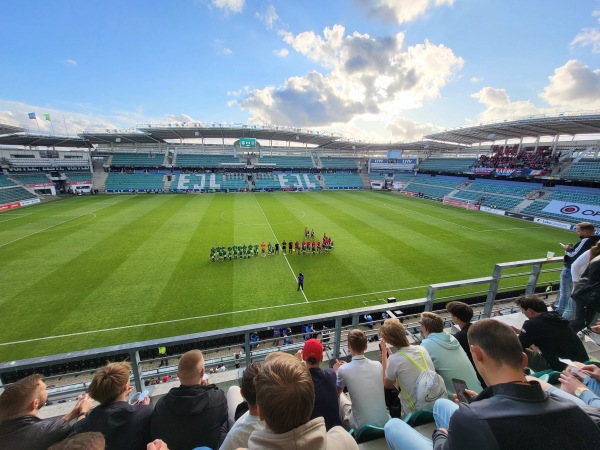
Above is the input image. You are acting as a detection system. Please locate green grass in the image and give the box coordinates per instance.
[0,191,571,361]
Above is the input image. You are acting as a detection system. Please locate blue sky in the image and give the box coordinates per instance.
[0,0,599,142]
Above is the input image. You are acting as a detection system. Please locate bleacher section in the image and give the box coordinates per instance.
[9,172,51,185]
[0,175,17,187]
[562,158,600,181]
[451,190,523,210]
[174,154,240,168]
[465,179,540,197]
[320,156,357,169]
[110,152,165,167]
[418,157,477,173]
[403,175,465,199]
[66,172,93,182]
[521,185,600,227]
[254,172,321,190]
[257,155,314,168]
[0,186,37,204]
[104,173,165,192]
[322,172,363,189]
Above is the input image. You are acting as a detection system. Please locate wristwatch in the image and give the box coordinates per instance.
[575,387,590,398]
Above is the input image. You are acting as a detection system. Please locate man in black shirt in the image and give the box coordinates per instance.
[515,295,588,371]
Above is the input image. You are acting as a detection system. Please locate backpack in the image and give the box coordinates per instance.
[398,347,447,412]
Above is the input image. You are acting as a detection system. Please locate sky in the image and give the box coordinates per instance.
[0,0,599,143]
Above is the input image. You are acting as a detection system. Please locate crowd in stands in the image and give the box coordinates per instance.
[2,292,600,450]
[470,145,559,172]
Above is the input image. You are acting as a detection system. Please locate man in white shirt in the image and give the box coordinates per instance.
[336,329,390,429]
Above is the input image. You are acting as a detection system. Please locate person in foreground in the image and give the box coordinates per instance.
[72,361,154,450]
[0,374,92,450]
[150,349,228,450]
[242,355,358,449]
[384,319,600,450]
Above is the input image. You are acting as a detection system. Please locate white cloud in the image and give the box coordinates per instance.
[212,39,233,56]
[540,60,600,109]
[256,4,279,30]
[570,28,600,53]
[211,0,244,14]
[355,0,454,24]
[386,116,439,141]
[471,87,549,122]
[64,59,78,66]
[470,76,482,83]
[0,100,194,135]
[273,48,289,57]
[236,25,463,128]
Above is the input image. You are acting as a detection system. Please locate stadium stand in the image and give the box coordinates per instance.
[257,155,314,169]
[66,171,93,182]
[417,157,477,173]
[9,172,52,185]
[403,175,465,199]
[0,186,38,204]
[104,173,165,192]
[322,172,363,189]
[0,175,18,187]
[253,172,321,190]
[464,179,540,197]
[111,152,166,167]
[173,153,240,168]
[562,158,600,181]
[320,156,358,169]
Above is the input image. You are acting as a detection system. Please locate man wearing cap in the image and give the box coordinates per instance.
[296,339,344,430]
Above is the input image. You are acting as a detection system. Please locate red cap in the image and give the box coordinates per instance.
[303,338,323,362]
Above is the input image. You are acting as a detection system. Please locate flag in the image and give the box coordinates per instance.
[28,112,36,120]
[44,113,51,121]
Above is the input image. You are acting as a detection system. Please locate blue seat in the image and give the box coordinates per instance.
[403,409,434,427]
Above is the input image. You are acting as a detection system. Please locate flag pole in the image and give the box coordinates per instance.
[35,116,41,134]
[63,115,69,135]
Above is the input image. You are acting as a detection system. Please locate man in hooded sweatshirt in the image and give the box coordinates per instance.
[419,312,482,397]
[514,294,588,371]
[243,355,358,450]
[150,349,229,450]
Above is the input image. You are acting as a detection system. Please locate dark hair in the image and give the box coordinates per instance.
[468,319,523,369]
[241,362,261,406]
[0,374,43,421]
[515,295,548,313]
[446,301,473,323]
[590,241,600,260]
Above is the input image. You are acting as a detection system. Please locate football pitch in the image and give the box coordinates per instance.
[0,190,571,361]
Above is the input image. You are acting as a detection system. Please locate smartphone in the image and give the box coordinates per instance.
[452,378,470,403]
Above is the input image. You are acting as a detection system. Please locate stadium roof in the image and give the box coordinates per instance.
[135,123,339,146]
[0,133,92,148]
[317,139,466,153]
[79,130,164,145]
[425,112,600,145]
[0,120,26,135]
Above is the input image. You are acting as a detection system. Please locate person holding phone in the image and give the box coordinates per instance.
[383,319,600,450]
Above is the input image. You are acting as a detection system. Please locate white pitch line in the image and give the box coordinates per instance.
[0,200,124,249]
[0,284,426,346]
[476,226,543,233]
[253,194,309,303]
